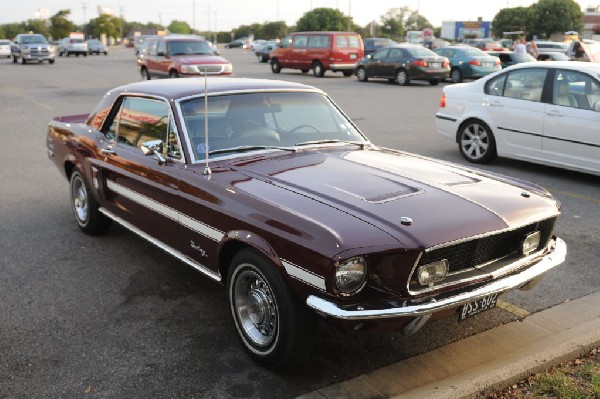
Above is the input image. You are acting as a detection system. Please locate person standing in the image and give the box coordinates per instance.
[514,38,526,53]
[528,41,539,58]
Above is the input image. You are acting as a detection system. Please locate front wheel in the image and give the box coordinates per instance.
[169,70,179,78]
[396,69,409,86]
[70,169,111,235]
[141,68,151,80]
[458,120,497,163]
[49,59,55,64]
[227,248,315,368]
[313,61,325,77]
[342,70,353,77]
[270,59,281,73]
[429,79,440,86]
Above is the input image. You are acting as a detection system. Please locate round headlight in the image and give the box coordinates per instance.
[335,256,367,295]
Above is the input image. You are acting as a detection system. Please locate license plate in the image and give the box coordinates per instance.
[459,293,498,321]
[429,62,441,69]
[350,54,357,59]
[482,62,494,68]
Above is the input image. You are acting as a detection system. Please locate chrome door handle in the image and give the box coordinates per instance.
[490,101,503,107]
[546,110,563,117]
[101,148,116,155]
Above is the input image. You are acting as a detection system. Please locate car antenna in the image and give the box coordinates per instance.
[203,69,211,176]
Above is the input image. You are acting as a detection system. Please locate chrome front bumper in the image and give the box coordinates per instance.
[307,237,567,320]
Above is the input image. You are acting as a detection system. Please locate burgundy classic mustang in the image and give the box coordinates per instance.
[46,78,566,367]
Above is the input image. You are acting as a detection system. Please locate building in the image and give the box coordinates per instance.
[441,19,492,41]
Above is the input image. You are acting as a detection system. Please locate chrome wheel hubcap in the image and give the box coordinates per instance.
[72,176,89,224]
[461,124,489,159]
[234,268,277,347]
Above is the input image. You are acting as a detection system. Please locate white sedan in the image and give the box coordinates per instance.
[436,61,600,176]
[0,39,11,58]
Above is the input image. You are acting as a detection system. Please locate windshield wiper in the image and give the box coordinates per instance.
[208,145,297,155]
[294,139,366,148]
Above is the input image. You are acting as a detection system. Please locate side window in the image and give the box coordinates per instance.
[107,97,180,158]
[148,40,159,56]
[372,49,389,60]
[278,36,291,49]
[293,35,308,48]
[308,35,329,49]
[503,69,547,102]
[552,70,600,110]
[156,40,166,56]
[485,73,508,96]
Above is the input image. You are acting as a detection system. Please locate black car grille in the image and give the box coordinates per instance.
[417,218,556,274]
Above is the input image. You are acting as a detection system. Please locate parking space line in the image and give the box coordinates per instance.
[497,299,531,318]
[550,189,600,205]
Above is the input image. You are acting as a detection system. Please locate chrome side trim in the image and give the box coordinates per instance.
[306,237,566,320]
[282,260,326,291]
[106,180,225,242]
[99,207,221,282]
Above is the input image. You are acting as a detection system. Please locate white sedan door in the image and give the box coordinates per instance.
[486,68,548,159]
[543,69,600,174]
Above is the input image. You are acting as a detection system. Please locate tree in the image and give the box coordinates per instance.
[168,20,192,34]
[379,7,411,39]
[296,8,352,32]
[88,14,121,40]
[24,19,50,37]
[528,0,583,38]
[0,23,24,39]
[49,9,75,40]
[492,7,529,38]
[262,21,288,39]
[405,11,433,31]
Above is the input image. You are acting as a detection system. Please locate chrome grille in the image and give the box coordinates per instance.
[417,218,556,274]
[197,65,223,73]
[30,48,49,56]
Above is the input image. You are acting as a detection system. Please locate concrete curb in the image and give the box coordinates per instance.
[298,291,600,399]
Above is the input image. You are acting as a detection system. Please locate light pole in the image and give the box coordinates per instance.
[347,0,351,31]
[81,2,87,37]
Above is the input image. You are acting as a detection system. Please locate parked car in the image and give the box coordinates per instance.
[139,35,232,79]
[434,45,501,83]
[463,38,506,51]
[87,39,108,55]
[529,41,568,54]
[355,44,450,85]
[225,39,247,48]
[363,37,397,56]
[486,51,536,68]
[46,77,566,367]
[255,40,277,62]
[11,33,55,64]
[58,37,88,57]
[0,39,11,58]
[270,31,363,77]
[436,61,600,175]
[537,51,571,61]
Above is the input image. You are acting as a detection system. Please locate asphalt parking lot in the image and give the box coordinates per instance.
[0,46,598,398]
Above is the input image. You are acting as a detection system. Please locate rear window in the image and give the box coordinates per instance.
[70,38,84,44]
[335,35,360,48]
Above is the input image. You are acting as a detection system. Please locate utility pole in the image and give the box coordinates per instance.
[347,0,351,31]
[192,0,196,32]
[81,2,87,36]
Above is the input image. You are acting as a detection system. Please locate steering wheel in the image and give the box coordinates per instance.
[289,124,321,133]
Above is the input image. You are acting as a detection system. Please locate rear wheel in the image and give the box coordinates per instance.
[342,70,353,77]
[429,79,440,86]
[227,248,315,368]
[313,61,325,77]
[458,120,497,163]
[450,68,463,83]
[49,59,55,64]
[21,57,26,64]
[270,59,281,73]
[356,67,368,82]
[12,55,17,63]
[70,169,111,235]
[300,69,309,73]
[396,69,409,86]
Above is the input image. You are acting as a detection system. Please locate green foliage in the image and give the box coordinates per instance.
[49,9,75,40]
[261,21,288,39]
[168,20,192,34]
[88,14,122,39]
[492,6,529,38]
[528,0,583,38]
[405,11,433,31]
[0,23,24,39]
[296,8,352,32]
[23,19,50,37]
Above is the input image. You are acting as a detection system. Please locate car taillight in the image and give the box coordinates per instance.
[468,59,481,66]
[414,59,428,67]
[443,60,449,67]
[439,93,446,108]
[495,59,501,66]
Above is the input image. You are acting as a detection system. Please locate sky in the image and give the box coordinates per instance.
[1,0,594,32]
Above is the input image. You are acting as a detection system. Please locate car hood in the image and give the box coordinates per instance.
[170,55,229,64]
[224,147,559,250]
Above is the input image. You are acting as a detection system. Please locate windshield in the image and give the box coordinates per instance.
[21,35,47,44]
[169,40,214,55]
[180,92,366,161]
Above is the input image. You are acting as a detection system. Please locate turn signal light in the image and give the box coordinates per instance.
[439,93,446,108]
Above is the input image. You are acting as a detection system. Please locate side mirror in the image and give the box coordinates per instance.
[594,101,600,113]
[157,51,165,57]
[141,139,166,163]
